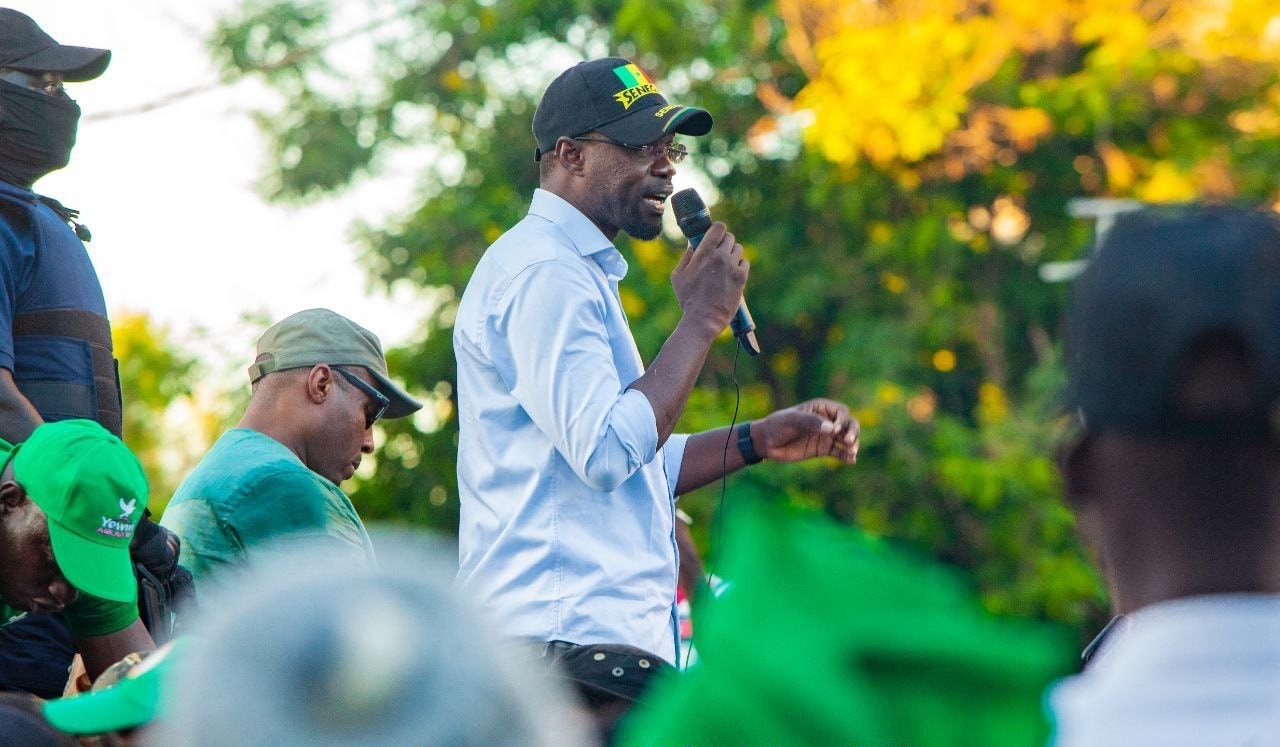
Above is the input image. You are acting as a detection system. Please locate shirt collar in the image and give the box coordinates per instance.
[529,188,628,282]
[529,189,616,257]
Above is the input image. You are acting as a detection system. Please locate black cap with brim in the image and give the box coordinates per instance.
[533,57,713,160]
[0,9,110,82]
[8,45,111,82]
[596,103,712,151]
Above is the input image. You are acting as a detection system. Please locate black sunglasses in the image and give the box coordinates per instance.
[334,366,390,429]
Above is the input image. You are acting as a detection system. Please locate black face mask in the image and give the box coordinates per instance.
[0,78,80,188]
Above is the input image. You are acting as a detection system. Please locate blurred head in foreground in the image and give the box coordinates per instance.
[151,532,588,747]
[1061,205,1280,614]
[1051,205,1280,746]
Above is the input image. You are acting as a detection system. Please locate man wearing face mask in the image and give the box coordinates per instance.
[0,10,155,698]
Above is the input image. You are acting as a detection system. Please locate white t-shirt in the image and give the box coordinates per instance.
[1047,594,1280,746]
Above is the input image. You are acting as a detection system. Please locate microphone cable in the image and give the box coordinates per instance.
[686,336,745,666]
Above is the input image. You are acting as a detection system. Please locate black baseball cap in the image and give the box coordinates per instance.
[0,9,110,82]
[533,57,713,161]
[1065,205,1280,439]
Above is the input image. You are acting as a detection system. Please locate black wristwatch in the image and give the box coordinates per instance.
[736,421,763,465]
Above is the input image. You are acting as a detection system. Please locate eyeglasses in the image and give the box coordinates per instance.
[571,136,689,164]
[0,69,66,98]
[334,367,390,429]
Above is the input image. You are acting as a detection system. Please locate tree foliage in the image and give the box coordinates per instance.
[207,0,1280,633]
[113,311,227,514]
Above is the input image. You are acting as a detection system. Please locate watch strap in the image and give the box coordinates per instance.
[736,421,763,465]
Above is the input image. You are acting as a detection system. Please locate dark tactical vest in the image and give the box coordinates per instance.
[0,184,121,436]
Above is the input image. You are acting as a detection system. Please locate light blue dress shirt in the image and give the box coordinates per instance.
[455,188,688,662]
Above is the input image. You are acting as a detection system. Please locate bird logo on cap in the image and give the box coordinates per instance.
[98,498,139,539]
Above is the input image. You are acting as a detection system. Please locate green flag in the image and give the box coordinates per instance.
[619,500,1074,747]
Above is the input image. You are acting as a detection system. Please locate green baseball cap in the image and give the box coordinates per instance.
[246,308,422,419]
[43,637,185,734]
[1,419,149,604]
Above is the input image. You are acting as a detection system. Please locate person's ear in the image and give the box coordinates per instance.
[554,136,589,175]
[0,479,26,512]
[1060,428,1097,504]
[304,364,336,406]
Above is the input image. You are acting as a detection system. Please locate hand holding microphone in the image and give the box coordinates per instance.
[671,188,761,356]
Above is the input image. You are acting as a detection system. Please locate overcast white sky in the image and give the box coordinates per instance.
[6,0,430,380]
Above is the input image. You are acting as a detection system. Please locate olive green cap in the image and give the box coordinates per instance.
[247,308,422,419]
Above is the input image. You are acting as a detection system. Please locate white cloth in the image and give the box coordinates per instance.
[1047,594,1280,746]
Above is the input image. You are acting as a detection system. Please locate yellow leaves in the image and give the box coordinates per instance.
[1193,152,1238,199]
[992,0,1072,51]
[110,310,151,359]
[868,221,895,245]
[855,406,882,429]
[1091,144,1235,202]
[793,7,1001,167]
[1001,107,1054,151]
[937,105,1054,179]
[773,347,801,377]
[881,272,909,294]
[1230,107,1280,135]
[629,237,667,277]
[1074,7,1153,67]
[876,382,906,405]
[784,0,1280,169]
[440,69,466,92]
[978,381,1010,423]
[1230,83,1280,136]
[1151,73,1181,106]
[1096,141,1135,192]
[856,382,937,430]
[932,349,957,372]
[1169,0,1280,63]
[1137,160,1198,202]
[619,287,647,319]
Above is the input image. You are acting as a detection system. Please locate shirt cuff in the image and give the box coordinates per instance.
[663,433,689,499]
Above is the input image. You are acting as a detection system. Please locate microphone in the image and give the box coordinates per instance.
[671,188,761,356]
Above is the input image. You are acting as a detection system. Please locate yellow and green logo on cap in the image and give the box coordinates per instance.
[612,63,659,110]
[11,419,148,604]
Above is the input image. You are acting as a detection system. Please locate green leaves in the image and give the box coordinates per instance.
[257,99,376,200]
[209,0,332,84]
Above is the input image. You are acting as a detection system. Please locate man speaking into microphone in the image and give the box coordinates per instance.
[454,56,860,668]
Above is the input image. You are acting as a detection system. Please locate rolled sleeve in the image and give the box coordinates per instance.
[583,388,659,489]
[663,432,689,499]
